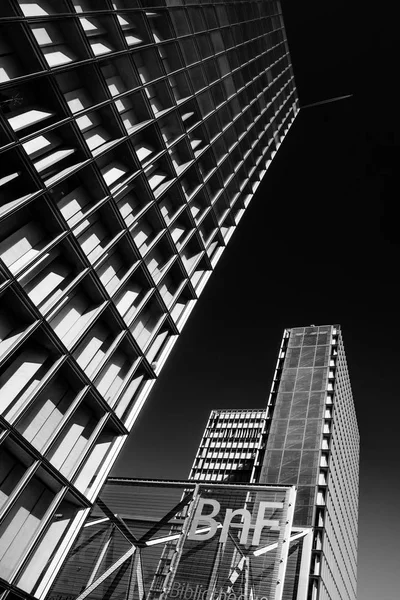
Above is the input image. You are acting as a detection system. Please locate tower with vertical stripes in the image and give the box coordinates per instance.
[189,325,359,600]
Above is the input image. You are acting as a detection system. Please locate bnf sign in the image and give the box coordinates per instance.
[187,498,283,546]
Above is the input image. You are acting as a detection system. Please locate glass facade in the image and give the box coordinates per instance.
[259,325,332,527]
[0,1,298,597]
[260,326,359,600]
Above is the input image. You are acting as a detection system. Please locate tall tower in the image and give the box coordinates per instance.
[188,325,359,600]
[0,1,298,597]
[260,325,358,600]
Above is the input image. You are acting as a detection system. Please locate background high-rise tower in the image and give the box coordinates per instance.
[189,407,268,483]
[261,326,359,600]
[189,325,359,600]
[0,1,298,597]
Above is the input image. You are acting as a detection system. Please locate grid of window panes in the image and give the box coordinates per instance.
[0,1,298,596]
[189,408,267,482]
[260,325,359,600]
[259,325,333,527]
[317,329,359,600]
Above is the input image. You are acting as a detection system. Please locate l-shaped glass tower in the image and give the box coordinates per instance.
[0,1,298,598]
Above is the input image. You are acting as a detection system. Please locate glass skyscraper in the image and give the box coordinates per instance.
[188,325,359,600]
[0,1,298,597]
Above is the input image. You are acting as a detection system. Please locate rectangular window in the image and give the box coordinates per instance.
[46,402,99,478]
[0,475,55,580]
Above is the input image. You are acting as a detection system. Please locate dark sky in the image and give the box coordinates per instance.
[112,3,399,600]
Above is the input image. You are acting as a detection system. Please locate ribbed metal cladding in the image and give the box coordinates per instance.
[281,538,304,600]
[47,480,295,600]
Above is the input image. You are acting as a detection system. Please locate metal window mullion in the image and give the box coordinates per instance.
[35,385,91,458]
[4,354,69,428]
[86,523,116,588]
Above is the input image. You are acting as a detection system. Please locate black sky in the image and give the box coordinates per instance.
[112,2,400,599]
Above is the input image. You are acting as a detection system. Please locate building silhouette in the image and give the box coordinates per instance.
[0,1,298,598]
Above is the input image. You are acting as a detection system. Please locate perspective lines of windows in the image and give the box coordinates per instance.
[0,2,299,598]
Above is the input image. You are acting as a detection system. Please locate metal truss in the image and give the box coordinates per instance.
[75,492,193,600]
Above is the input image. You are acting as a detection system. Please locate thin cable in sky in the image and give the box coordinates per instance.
[301,94,354,109]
